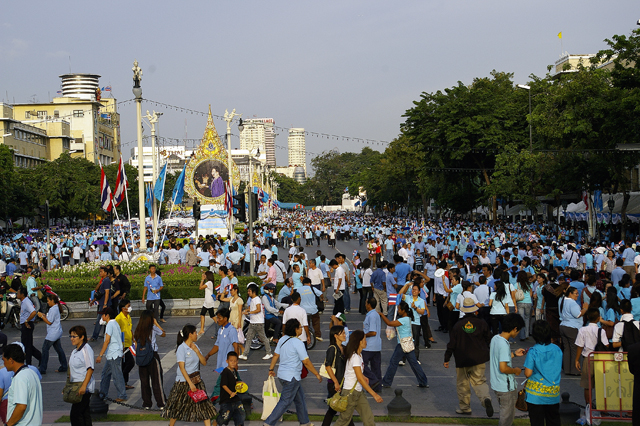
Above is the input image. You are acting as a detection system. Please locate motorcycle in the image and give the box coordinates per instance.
[39,284,70,321]
[0,293,21,330]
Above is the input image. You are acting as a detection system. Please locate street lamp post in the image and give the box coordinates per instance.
[224,109,241,240]
[561,199,569,239]
[132,60,146,252]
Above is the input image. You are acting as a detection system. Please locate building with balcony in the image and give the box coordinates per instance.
[129,145,194,182]
[239,118,276,168]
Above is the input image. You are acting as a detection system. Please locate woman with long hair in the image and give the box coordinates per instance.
[489,280,512,336]
[559,286,588,376]
[379,301,429,387]
[161,324,217,425]
[134,310,167,409]
[322,325,354,426]
[516,271,534,340]
[221,285,244,353]
[68,325,94,426]
[198,270,216,335]
[334,330,383,426]
[602,286,621,339]
[36,293,67,374]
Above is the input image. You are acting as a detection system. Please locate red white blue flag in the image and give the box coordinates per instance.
[225,181,233,213]
[388,293,398,306]
[100,166,113,212]
[113,157,128,207]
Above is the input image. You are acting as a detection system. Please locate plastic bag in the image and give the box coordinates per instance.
[261,376,281,421]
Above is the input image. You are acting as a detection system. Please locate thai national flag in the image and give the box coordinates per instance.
[129,343,136,357]
[225,181,233,213]
[113,157,128,207]
[388,294,398,306]
[100,166,113,212]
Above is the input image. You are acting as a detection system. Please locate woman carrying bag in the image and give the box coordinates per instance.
[134,310,167,410]
[379,301,429,388]
[322,325,354,426]
[67,325,94,426]
[37,294,67,374]
[333,330,382,426]
[161,324,217,426]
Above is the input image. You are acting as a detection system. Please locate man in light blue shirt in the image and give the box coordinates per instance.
[96,307,127,402]
[3,344,42,426]
[363,298,381,391]
[17,288,40,366]
[299,278,323,341]
[622,244,636,277]
[142,265,163,321]
[490,313,526,426]
[611,258,626,287]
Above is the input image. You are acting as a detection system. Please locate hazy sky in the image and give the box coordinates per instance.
[1,1,638,172]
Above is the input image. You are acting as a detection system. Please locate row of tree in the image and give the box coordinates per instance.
[0,148,180,226]
[275,29,640,230]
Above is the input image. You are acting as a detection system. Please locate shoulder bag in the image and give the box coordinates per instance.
[319,345,337,379]
[327,378,357,412]
[515,283,525,302]
[515,380,528,411]
[400,335,415,353]
[62,369,84,404]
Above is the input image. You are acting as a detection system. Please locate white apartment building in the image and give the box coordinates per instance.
[239,118,276,168]
[129,145,193,182]
[288,128,306,174]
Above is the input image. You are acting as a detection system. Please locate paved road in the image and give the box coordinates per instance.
[18,236,584,423]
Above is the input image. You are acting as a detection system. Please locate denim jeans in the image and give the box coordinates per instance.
[91,308,103,340]
[100,356,127,400]
[217,401,245,426]
[385,250,394,263]
[264,377,309,426]
[517,303,532,339]
[382,343,428,387]
[39,338,67,373]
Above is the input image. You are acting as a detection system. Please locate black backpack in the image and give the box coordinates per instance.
[594,328,610,352]
[135,338,155,367]
[621,320,640,352]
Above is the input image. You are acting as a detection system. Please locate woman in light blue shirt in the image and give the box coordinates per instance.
[558,286,587,376]
[161,324,217,425]
[378,301,429,387]
[68,325,95,425]
[36,294,67,374]
[515,271,533,341]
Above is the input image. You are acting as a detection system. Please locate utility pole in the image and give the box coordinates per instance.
[145,110,163,248]
[224,109,241,240]
[248,155,255,275]
[132,60,146,251]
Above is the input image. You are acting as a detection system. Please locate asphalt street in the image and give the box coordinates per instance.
[13,236,584,423]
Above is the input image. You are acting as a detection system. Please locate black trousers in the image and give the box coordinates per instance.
[122,349,135,384]
[21,322,41,366]
[146,300,160,321]
[420,315,433,345]
[527,402,561,426]
[159,299,166,319]
[266,316,282,339]
[140,353,166,408]
[435,294,449,330]
[70,391,92,426]
[333,295,344,315]
[359,288,373,314]
[362,350,382,387]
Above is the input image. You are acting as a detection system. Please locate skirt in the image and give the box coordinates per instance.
[162,380,218,422]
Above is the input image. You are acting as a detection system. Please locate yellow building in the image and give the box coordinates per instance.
[11,73,120,165]
[552,53,616,77]
[0,103,51,168]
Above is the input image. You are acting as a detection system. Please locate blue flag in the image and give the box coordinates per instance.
[145,183,154,217]
[154,163,167,202]
[171,164,187,204]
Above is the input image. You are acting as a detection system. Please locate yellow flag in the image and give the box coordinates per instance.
[558,32,562,39]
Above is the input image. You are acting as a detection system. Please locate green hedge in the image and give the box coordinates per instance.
[55,274,268,302]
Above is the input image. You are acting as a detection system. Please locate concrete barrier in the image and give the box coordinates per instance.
[67,298,208,318]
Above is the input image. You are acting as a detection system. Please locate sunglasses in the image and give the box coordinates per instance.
[69,335,79,339]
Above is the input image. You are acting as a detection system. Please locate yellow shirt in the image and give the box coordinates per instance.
[115,312,132,348]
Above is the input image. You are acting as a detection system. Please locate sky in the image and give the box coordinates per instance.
[1,1,638,172]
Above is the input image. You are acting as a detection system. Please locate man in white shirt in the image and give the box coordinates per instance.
[274,258,286,285]
[257,255,269,281]
[239,284,273,360]
[331,259,345,315]
[282,291,310,343]
[72,243,83,265]
[166,245,180,265]
[307,260,325,294]
[611,300,640,352]
[398,244,409,262]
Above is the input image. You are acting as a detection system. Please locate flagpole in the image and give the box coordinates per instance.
[124,184,134,252]
[110,198,130,256]
[154,165,167,252]
[159,191,179,252]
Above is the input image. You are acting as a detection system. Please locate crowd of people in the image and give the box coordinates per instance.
[0,211,639,425]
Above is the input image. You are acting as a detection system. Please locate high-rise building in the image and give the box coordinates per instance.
[239,118,276,168]
[288,128,306,174]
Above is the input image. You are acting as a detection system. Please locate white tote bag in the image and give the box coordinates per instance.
[261,376,281,420]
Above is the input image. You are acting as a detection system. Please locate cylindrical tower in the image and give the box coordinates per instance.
[59,73,101,100]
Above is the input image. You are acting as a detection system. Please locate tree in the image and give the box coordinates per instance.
[0,145,16,221]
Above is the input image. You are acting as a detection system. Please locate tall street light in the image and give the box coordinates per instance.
[224,109,241,240]
[516,84,533,152]
[132,60,146,251]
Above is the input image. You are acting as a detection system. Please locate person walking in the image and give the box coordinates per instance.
[68,325,95,426]
[263,318,322,426]
[36,294,67,374]
[161,324,217,426]
[133,310,167,410]
[378,301,429,387]
[17,287,41,366]
[142,264,163,321]
[524,321,563,426]
[444,297,494,417]
[334,330,383,426]
[490,313,526,426]
[198,271,216,336]
[489,280,512,336]
[239,284,272,360]
[362,297,382,391]
[331,259,346,314]
[559,286,587,376]
[96,307,127,402]
[89,265,112,341]
[3,343,43,426]
[116,299,135,390]
[321,325,355,426]
[299,277,323,341]
[515,271,534,341]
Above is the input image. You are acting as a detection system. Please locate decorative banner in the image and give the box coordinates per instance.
[184,106,240,206]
